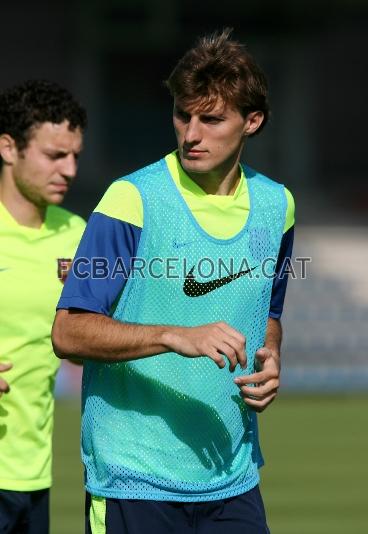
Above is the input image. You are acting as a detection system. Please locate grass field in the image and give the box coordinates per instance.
[51,395,368,534]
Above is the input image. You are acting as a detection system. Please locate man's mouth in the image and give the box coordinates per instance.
[183,148,205,157]
[50,182,69,193]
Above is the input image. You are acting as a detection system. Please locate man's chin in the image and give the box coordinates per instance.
[180,158,209,175]
[46,192,67,205]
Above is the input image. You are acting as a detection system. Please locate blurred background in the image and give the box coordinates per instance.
[2,0,367,532]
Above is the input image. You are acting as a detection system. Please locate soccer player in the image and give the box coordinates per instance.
[0,80,87,533]
[53,30,294,534]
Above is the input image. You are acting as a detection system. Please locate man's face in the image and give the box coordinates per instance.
[12,120,83,207]
[173,97,249,178]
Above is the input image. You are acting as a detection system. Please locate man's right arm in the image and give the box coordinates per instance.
[52,310,246,371]
[53,182,246,370]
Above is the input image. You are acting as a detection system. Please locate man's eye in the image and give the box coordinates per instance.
[204,116,222,124]
[175,110,190,121]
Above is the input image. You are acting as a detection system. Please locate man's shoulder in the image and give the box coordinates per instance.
[93,157,166,228]
[242,164,295,232]
[116,157,166,183]
[243,163,284,188]
[93,179,143,229]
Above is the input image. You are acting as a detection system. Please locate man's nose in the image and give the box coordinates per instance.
[60,154,78,179]
[184,118,202,145]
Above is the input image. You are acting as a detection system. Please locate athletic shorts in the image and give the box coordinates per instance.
[0,488,49,534]
[85,486,270,534]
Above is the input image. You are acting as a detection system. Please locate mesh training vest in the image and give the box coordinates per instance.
[82,158,287,500]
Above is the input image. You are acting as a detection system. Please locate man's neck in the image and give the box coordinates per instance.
[187,168,241,196]
[178,154,242,196]
[0,176,46,228]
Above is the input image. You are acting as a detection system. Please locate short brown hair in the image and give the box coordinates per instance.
[165,29,269,135]
[0,79,87,152]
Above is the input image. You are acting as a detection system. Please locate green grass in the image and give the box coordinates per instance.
[51,395,368,534]
[260,395,368,534]
[51,401,84,534]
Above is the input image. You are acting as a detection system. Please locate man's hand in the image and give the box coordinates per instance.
[234,347,280,412]
[163,322,247,372]
[0,362,13,398]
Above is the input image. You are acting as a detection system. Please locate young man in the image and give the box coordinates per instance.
[0,80,87,533]
[53,30,294,533]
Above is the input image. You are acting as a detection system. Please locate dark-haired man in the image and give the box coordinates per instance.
[0,79,87,533]
[53,30,294,533]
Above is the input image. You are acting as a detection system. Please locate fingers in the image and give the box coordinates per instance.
[217,342,240,372]
[217,321,245,344]
[239,379,279,398]
[0,379,10,395]
[234,372,280,399]
[237,378,279,413]
[0,363,12,397]
[235,348,280,386]
[207,350,226,369]
[0,362,13,372]
[175,322,246,370]
[234,370,266,386]
[214,323,246,369]
[234,347,280,412]
[242,391,277,413]
[0,377,11,395]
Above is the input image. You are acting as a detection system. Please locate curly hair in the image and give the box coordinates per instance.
[165,28,269,135]
[0,79,87,151]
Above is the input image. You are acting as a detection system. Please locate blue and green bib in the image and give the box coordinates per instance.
[82,158,286,500]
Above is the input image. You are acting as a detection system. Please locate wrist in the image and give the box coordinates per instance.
[159,326,183,352]
[264,346,280,359]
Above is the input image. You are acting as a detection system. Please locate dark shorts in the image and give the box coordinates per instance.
[0,488,49,534]
[85,486,270,534]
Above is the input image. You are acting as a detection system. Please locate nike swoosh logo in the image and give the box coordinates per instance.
[183,265,258,297]
[173,240,195,249]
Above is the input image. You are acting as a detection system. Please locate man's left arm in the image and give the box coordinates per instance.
[234,215,295,412]
[234,317,282,412]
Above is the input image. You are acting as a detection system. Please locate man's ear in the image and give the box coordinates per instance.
[243,111,264,136]
[0,134,18,165]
